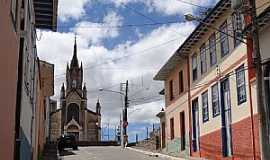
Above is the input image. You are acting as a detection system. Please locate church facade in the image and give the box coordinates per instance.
[50,39,101,142]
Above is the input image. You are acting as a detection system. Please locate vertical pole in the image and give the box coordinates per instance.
[114,126,117,141]
[108,123,110,141]
[136,134,138,144]
[146,127,149,140]
[153,123,155,132]
[249,0,270,159]
[123,80,128,146]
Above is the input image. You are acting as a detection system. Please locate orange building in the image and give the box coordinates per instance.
[0,0,22,159]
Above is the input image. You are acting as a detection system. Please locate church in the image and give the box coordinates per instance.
[50,38,101,142]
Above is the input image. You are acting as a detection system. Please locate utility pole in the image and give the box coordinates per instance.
[108,122,110,141]
[249,0,270,159]
[123,80,129,146]
[136,134,138,144]
[146,127,149,140]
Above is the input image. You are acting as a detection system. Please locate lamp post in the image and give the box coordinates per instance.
[184,14,246,44]
[99,88,126,148]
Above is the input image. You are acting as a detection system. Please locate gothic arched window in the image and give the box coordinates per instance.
[67,103,79,123]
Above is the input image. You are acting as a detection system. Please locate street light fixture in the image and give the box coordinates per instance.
[99,88,125,148]
[99,88,125,95]
[184,13,247,44]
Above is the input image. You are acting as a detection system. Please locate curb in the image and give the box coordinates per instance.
[126,147,187,160]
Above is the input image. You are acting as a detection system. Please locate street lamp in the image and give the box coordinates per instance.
[99,88,125,95]
[99,88,125,148]
[184,13,246,44]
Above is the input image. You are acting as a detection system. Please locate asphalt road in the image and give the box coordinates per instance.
[59,146,172,160]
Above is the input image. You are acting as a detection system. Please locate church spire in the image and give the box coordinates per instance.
[70,35,79,68]
[96,98,101,115]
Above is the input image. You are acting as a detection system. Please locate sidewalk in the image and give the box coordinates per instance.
[126,147,203,160]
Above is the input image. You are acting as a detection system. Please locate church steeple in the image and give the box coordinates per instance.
[96,99,101,115]
[70,35,79,68]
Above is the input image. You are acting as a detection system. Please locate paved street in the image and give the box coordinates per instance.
[60,146,173,160]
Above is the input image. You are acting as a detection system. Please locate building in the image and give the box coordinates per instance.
[0,0,22,159]
[255,0,270,155]
[0,0,58,159]
[155,55,190,158]
[33,60,54,159]
[50,39,102,142]
[154,0,266,159]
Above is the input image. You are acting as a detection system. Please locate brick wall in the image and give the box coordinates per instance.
[193,115,260,160]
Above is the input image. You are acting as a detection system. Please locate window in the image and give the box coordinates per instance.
[179,70,184,94]
[220,21,229,57]
[200,44,207,74]
[232,12,243,47]
[209,33,217,66]
[192,54,198,81]
[170,118,175,140]
[236,65,247,104]
[169,80,174,100]
[202,91,209,122]
[212,83,220,117]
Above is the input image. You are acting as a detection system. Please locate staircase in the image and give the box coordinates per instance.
[43,142,59,160]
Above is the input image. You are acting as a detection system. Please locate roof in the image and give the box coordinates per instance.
[86,108,100,116]
[156,110,165,118]
[244,5,270,33]
[154,0,230,81]
[34,0,58,31]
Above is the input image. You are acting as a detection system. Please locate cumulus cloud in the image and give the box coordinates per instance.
[74,11,123,45]
[109,0,217,16]
[37,19,195,125]
[58,0,90,21]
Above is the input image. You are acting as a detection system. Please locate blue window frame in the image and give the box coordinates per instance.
[236,65,247,105]
[202,91,209,122]
[211,83,220,117]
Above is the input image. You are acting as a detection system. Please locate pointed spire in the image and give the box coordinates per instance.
[83,83,86,90]
[61,83,65,99]
[70,35,79,68]
[96,98,101,115]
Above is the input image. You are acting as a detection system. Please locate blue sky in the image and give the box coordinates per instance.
[37,0,218,142]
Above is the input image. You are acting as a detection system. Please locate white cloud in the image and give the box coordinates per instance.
[58,0,90,21]
[37,20,195,124]
[109,0,216,16]
[74,11,123,44]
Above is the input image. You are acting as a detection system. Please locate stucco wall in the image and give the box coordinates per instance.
[0,1,20,159]
[260,24,270,62]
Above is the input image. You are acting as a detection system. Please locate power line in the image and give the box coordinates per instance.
[121,2,188,36]
[174,0,209,9]
[53,35,184,80]
[58,20,181,29]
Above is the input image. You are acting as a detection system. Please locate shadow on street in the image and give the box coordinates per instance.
[59,149,77,157]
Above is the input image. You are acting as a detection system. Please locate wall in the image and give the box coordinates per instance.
[162,59,190,158]
[188,8,260,159]
[50,110,62,141]
[260,24,270,62]
[0,0,20,159]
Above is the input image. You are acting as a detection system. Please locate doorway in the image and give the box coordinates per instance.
[180,111,186,151]
[161,122,166,148]
[192,98,200,152]
[220,78,232,157]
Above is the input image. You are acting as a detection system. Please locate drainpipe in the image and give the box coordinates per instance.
[247,37,257,160]
[186,57,192,157]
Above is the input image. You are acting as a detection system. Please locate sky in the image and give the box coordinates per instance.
[37,0,218,142]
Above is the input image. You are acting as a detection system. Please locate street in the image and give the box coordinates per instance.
[60,146,172,160]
